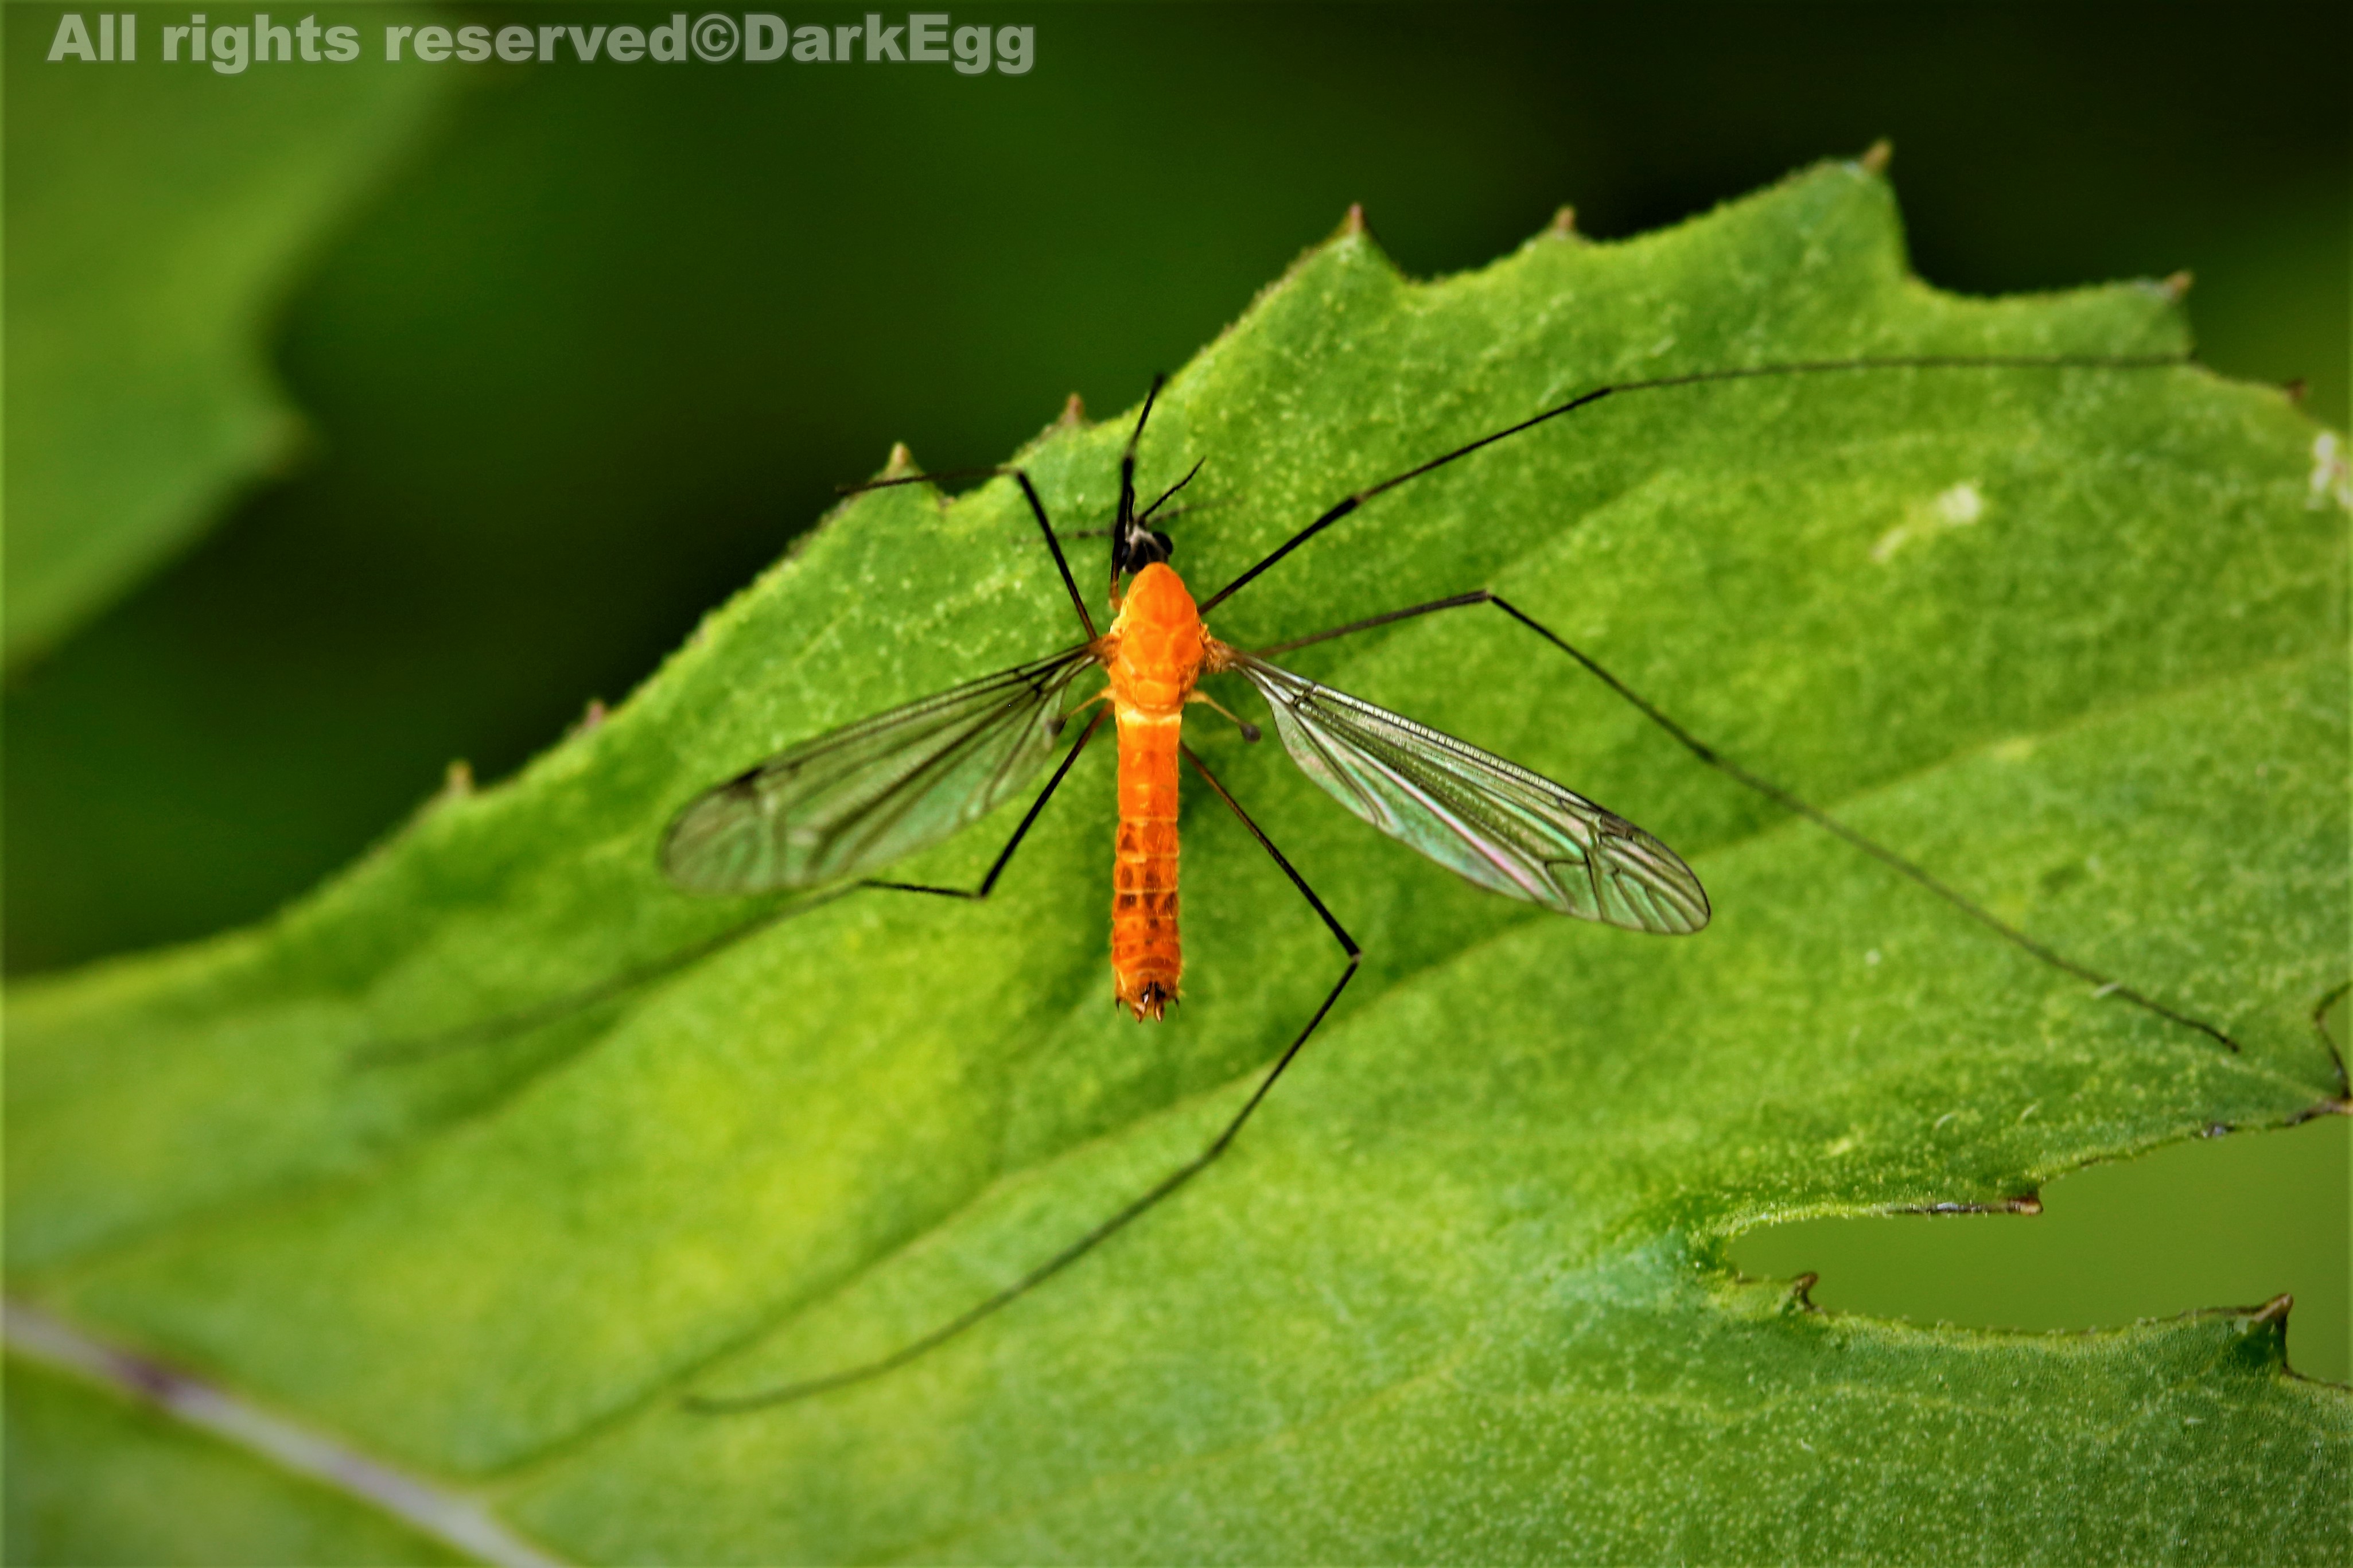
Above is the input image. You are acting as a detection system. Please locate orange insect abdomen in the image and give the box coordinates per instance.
[1103,563,1208,1021]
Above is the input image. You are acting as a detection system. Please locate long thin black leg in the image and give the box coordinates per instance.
[847,466,1096,640]
[357,713,1109,1070]
[862,707,1109,900]
[1179,744,1362,966]
[685,745,1361,1413]
[1249,592,1494,658]
[1247,589,2239,1053]
[1196,352,2187,614]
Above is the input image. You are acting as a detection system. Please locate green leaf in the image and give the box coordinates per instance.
[7,162,2347,1561]
[3,13,448,668]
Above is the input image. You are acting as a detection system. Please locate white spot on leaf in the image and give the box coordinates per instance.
[2310,432,2351,511]
[1932,481,1984,525]
[1872,480,1988,562]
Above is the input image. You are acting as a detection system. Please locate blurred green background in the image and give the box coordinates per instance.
[7,3,2347,1376]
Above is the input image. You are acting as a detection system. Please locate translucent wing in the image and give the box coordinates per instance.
[1232,655,1709,935]
[662,647,1097,893]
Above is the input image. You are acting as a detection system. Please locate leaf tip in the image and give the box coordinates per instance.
[881,442,920,481]
[1546,204,1578,240]
[565,698,608,742]
[1317,201,1402,276]
[1858,138,1893,176]
[1054,391,1087,431]
[409,758,476,826]
[2158,269,2194,302]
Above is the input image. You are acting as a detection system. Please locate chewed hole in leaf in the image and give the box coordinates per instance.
[1730,1113,2351,1383]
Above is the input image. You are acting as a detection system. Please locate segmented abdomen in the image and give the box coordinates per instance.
[1111,710,1182,1021]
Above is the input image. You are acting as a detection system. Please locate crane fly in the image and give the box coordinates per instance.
[660,382,1711,1011]
[658,354,2230,1412]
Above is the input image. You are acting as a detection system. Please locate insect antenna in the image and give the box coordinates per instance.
[1061,493,1233,540]
[1115,375,1162,529]
[684,742,1357,1412]
[1137,458,1205,526]
[1195,351,2189,614]
[1091,454,1204,579]
[1109,375,1177,593]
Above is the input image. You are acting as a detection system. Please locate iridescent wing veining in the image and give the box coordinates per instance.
[662,647,1098,893]
[1232,654,1709,935]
